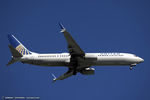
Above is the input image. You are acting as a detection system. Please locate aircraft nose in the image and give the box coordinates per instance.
[139,57,144,63]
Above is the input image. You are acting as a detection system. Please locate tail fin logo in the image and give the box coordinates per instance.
[16,44,31,55]
[8,34,32,56]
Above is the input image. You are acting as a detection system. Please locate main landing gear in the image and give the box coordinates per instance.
[73,70,77,75]
[129,66,133,70]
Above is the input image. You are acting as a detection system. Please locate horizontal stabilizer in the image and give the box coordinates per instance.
[6,59,16,66]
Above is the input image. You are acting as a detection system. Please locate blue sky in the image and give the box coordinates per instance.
[0,0,150,100]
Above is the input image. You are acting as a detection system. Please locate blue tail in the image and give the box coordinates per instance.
[8,34,32,55]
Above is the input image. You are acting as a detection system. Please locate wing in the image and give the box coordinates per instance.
[59,23,85,56]
[52,69,73,82]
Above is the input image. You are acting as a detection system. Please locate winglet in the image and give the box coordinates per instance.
[51,73,57,83]
[59,22,66,32]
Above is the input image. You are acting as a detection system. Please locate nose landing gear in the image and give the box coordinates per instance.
[129,63,137,70]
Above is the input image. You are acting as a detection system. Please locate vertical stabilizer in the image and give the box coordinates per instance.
[8,34,32,56]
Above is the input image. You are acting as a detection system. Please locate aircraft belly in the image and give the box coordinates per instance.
[22,59,69,67]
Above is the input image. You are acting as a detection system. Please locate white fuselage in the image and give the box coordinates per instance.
[20,52,144,69]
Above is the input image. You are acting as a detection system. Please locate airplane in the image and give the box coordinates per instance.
[7,23,144,82]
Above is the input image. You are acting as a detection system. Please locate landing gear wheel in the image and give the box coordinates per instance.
[129,66,133,70]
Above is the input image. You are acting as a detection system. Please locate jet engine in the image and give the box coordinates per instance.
[80,68,95,75]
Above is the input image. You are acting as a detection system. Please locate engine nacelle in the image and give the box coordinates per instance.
[80,68,95,75]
